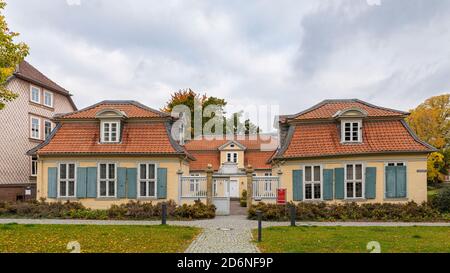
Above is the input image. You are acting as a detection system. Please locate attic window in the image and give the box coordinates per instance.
[230,144,235,148]
[101,121,120,143]
[341,120,362,143]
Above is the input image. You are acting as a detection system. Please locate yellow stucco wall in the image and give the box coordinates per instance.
[37,156,189,209]
[275,154,428,204]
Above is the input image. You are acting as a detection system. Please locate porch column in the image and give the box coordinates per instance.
[206,164,213,205]
[246,165,254,209]
[177,169,183,204]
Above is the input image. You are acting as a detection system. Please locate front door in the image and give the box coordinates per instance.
[229,180,239,198]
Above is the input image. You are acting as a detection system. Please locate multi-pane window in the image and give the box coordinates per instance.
[30,86,40,103]
[387,162,404,167]
[304,165,322,200]
[139,163,156,197]
[345,164,364,199]
[226,152,238,163]
[44,120,52,139]
[30,117,40,139]
[342,120,362,142]
[43,90,53,107]
[59,163,75,197]
[99,163,116,197]
[31,156,38,177]
[101,121,120,143]
[264,179,272,192]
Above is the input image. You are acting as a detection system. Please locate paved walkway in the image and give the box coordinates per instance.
[1,217,449,253]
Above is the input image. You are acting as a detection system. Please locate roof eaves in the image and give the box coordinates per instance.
[400,119,438,152]
[26,123,62,156]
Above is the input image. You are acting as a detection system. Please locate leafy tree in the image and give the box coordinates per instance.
[0,0,29,110]
[162,89,227,137]
[427,152,445,184]
[224,111,260,135]
[406,94,450,149]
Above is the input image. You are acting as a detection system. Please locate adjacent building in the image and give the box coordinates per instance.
[0,61,76,201]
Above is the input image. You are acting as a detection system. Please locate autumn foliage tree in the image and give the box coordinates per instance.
[406,94,450,149]
[0,0,29,110]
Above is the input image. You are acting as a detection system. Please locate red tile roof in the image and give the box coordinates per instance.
[185,135,277,151]
[289,99,407,120]
[56,101,169,119]
[185,135,276,171]
[277,120,434,159]
[188,151,221,171]
[36,122,188,156]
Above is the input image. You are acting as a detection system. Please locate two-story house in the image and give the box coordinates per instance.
[0,61,76,201]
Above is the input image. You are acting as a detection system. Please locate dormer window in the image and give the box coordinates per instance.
[341,120,362,143]
[101,121,120,143]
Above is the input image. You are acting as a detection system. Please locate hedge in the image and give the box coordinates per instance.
[0,199,215,220]
[248,202,448,222]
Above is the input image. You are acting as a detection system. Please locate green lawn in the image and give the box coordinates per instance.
[0,223,200,253]
[254,226,450,253]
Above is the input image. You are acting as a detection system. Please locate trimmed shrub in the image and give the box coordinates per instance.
[240,190,247,207]
[0,199,215,220]
[431,188,450,213]
[248,201,446,222]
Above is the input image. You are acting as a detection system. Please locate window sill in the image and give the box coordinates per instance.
[29,101,54,111]
[137,197,158,200]
[57,197,78,201]
[383,197,408,201]
[29,138,43,143]
[343,198,367,202]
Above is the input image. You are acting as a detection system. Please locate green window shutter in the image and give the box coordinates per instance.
[385,166,397,198]
[117,167,127,198]
[126,168,137,199]
[292,170,303,201]
[157,168,168,199]
[48,167,58,198]
[396,166,407,198]
[86,167,97,198]
[76,167,87,198]
[323,169,334,200]
[365,167,377,199]
[334,168,344,199]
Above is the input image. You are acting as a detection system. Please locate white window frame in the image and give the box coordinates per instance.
[303,164,323,201]
[98,163,117,198]
[31,157,38,177]
[43,90,53,108]
[44,120,53,139]
[385,162,406,167]
[58,163,77,198]
[138,163,158,198]
[226,152,238,163]
[100,121,120,143]
[344,163,365,199]
[341,120,362,143]
[30,85,41,104]
[30,116,41,140]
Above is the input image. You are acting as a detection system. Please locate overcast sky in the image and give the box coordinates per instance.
[5,0,450,119]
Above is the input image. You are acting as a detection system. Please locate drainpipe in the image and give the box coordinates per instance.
[206,164,214,205]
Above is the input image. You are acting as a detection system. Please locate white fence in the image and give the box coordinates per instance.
[180,176,230,198]
[252,176,279,199]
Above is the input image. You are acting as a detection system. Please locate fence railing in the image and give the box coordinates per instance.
[252,176,279,199]
[180,176,207,198]
[180,176,230,198]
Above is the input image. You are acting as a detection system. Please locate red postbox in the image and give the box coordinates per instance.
[277,188,286,205]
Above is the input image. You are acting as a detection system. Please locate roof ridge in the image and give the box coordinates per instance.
[286,98,408,119]
[55,100,169,119]
[16,61,70,94]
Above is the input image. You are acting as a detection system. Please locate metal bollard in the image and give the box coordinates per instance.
[290,205,296,227]
[257,210,262,242]
[162,202,167,225]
